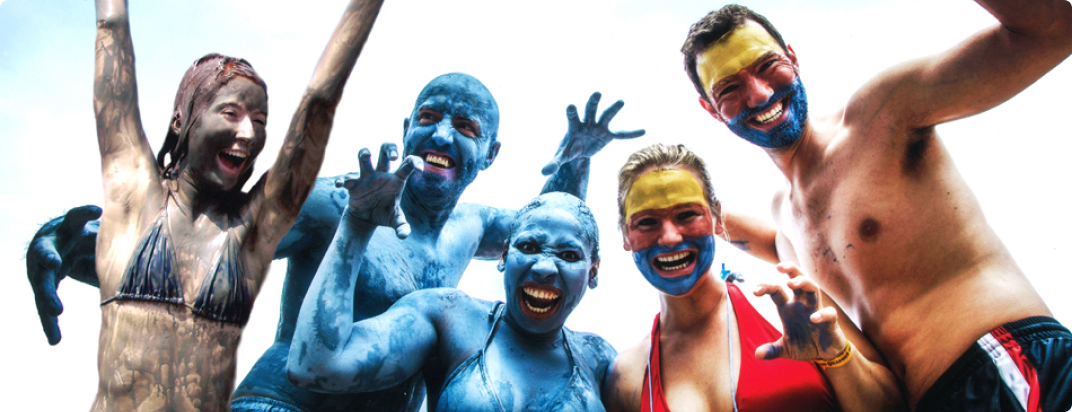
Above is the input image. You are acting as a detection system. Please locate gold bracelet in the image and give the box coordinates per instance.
[813,342,853,369]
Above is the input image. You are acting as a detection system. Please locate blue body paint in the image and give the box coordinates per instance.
[631,235,715,296]
[726,77,808,149]
[288,193,615,412]
[31,72,640,411]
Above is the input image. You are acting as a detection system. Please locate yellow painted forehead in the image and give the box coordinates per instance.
[696,23,783,97]
[624,169,708,223]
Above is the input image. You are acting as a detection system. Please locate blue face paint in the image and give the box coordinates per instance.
[726,77,808,149]
[402,73,500,203]
[632,235,715,296]
[501,193,598,337]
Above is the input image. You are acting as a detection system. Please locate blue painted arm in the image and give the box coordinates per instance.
[474,93,645,260]
[287,146,433,392]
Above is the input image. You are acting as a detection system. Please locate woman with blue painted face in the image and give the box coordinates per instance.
[83,0,381,410]
[288,160,616,412]
[602,144,904,412]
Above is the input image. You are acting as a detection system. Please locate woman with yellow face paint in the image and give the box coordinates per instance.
[602,144,905,412]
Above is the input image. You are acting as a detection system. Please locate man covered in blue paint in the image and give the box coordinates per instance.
[287,157,615,411]
[26,72,643,411]
[678,2,1072,411]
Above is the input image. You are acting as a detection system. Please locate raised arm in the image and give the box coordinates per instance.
[540,92,646,199]
[754,263,907,412]
[94,0,155,190]
[854,0,1072,131]
[253,0,383,247]
[287,147,434,391]
[473,93,644,259]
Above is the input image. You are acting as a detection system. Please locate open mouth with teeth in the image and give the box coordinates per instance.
[749,99,786,128]
[651,250,697,276]
[421,152,456,169]
[217,149,249,175]
[517,282,563,320]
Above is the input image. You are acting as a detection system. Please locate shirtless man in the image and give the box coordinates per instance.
[679,2,1072,411]
[26,73,643,411]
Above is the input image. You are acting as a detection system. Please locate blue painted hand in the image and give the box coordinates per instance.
[336,142,424,239]
[753,262,848,362]
[541,92,646,175]
[28,204,101,345]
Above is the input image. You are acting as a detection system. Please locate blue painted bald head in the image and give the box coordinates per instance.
[402,73,501,203]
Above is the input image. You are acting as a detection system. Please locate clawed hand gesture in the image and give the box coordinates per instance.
[335,143,423,239]
[541,92,645,175]
[27,205,101,345]
[753,263,848,362]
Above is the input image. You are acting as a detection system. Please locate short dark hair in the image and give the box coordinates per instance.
[681,4,787,100]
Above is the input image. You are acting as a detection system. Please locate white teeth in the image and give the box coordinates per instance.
[661,262,688,271]
[656,252,690,262]
[525,301,551,313]
[424,154,450,168]
[754,101,784,124]
[221,149,248,159]
[523,287,560,301]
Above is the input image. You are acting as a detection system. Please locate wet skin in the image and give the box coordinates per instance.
[183,77,268,193]
[288,191,615,412]
[49,0,380,409]
[29,73,640,411]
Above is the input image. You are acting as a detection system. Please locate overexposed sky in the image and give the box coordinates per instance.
[1,0,1069,409]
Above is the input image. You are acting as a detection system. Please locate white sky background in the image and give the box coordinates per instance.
[1,0,1069,409]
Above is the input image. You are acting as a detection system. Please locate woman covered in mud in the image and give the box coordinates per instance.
[87,0,382,410]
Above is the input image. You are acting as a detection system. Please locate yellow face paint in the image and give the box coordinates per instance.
[624,169,708,223]
[696,23,783,97]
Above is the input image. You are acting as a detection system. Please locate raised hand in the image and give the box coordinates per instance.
[27,205,102,345]
[335,143,423,239]
[541,92,645,176]
[753,263,848,362]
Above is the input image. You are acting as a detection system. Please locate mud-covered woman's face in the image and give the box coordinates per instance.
[184,77,268,192]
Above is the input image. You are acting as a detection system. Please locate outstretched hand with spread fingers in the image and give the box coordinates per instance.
[27,205,102,345]
[541,92,645,175]
[335,142,424,239]
[753,262,848,362]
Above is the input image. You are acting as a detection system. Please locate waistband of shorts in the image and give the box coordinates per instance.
[230,395,308,412]
[917,316,1069,410]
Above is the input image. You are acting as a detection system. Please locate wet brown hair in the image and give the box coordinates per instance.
[157,53,267,187]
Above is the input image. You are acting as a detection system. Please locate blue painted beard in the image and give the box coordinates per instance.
[405,150,480,205]
[632,235,716,296]
[726,77,808,149]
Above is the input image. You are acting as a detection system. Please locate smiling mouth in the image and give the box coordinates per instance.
[652,250,696,273]
[218,149,249,175]
[421,152,456,169]
[750,100,784,126]
[519,283,562,320]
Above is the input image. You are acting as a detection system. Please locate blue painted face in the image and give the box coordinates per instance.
[402,73,500,202]
[725,77,808,149]
[632,235,715,296]
[501,195,598,336]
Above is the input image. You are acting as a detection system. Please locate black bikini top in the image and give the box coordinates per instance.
[102,211,252,325]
